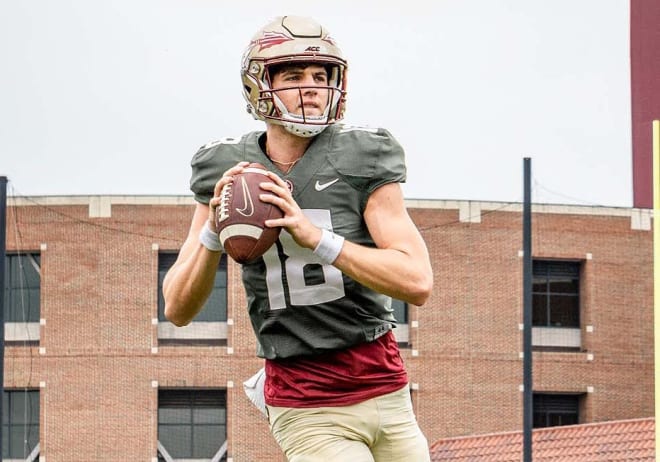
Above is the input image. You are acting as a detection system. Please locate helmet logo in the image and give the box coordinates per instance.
[252,31,294,51]
[305,46,320,52]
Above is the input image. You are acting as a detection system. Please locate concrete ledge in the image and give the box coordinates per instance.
[7,195,650,229]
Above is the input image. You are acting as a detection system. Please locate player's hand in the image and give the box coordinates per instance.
[208,162,250,232]
[259,171,322,250]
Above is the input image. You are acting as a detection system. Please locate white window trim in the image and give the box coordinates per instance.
[5,322,40,342]
[392,323,409,344]
[532,326,581,348]
[157,439,227,462]
[157,321,227,340]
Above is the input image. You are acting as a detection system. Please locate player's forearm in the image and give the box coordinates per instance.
[333,240,433,306]
[163,246,221,326]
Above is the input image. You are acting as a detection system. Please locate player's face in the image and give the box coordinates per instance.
[270,64,330,118]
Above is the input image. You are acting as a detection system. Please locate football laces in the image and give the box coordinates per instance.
[217,184,232,223]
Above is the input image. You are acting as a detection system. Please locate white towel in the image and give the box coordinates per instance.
[243,367,268,417]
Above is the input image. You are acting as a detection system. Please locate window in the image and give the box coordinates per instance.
[4,253,40,323]
[158,389,227,461]
[532,260,580,328]
[158,253,227,322]
[533,393,580,428]
[3,390,39,460]
[4,253,40,343]
[391,298,409,346]
[392,298,408,324]
[157,252,228,342]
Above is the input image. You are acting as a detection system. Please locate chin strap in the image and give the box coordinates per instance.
[271,92,330,137]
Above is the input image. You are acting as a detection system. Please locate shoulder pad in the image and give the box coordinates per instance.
[326,124,406,193]
[190,133,260,204]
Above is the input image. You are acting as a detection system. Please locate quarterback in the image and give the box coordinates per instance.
[163,15,434,462]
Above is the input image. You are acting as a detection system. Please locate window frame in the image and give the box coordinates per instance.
[532,259,581,329]
[4,253,40,323]
[391,298,410,347]
[531,259,582,350]
[157,389,227,461]
[2,389,40,460]
[157,252,228,343]
[4,253,41,343]
[532,392,581,428]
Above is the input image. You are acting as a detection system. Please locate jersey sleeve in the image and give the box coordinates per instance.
[327,126,406,195]
[189,135,255,204]
[366,128,406,193]
[190,143,220,205]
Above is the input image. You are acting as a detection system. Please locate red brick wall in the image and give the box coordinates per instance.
[408,206,653,442]
[4,198,653,460]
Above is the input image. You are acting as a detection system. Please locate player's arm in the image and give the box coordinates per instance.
[163,162,247,326]
[261,175,433,306]
[334,182,433,306]
[162,202,221,326]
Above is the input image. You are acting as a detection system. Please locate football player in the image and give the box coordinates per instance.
[163,15,434,462]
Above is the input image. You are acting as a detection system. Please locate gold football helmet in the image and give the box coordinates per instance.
[241,16,348,137]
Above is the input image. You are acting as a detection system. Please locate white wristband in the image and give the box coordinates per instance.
[199,222,223,252]
[313,229,344,265]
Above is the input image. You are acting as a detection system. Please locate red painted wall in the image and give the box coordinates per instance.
[631,0,660,208]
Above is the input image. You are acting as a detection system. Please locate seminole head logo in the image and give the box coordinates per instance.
[251,31,294,51]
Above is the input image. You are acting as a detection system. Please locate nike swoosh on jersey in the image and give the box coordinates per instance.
[314,178,339,191]
[236,177,254,217]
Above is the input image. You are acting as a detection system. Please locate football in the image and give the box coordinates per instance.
[215,163,283,264]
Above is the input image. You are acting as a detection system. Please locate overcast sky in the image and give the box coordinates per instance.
[0,0,632,207]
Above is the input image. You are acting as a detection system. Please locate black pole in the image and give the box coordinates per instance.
[0,176,7,459]
[522,159,533,462]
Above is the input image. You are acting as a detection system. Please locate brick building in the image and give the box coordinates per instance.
[3,195,653,461]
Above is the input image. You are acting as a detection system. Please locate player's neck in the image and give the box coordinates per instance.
[265,125,314,173]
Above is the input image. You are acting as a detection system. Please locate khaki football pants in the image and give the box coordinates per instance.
[267,385,431,462]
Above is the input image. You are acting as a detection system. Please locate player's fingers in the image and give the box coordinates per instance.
[264,217,291,230]
[209,196,221,210]
[263,171,288,188]
[224,161,249,176]
[259,180,291,200]
[213,162,249,197]
[212,179,226,198]
[259,192,288,213]
[217,162,249,185]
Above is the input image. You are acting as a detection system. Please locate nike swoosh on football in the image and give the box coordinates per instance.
[236,177,254,217]
[314,178,339,191]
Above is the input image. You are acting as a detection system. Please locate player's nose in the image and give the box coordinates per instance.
[300,72,320,88]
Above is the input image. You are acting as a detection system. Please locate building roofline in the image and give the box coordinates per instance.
[6,194,642,212]
[430,417,655,461]
[404,198,644,216]
[8,195,196,207]
[7,195,652,229]
[431,416,654,445]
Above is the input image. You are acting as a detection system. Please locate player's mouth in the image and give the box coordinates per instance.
[300,101,320,110]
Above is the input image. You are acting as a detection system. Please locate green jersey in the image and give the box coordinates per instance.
[190,123,407,359]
